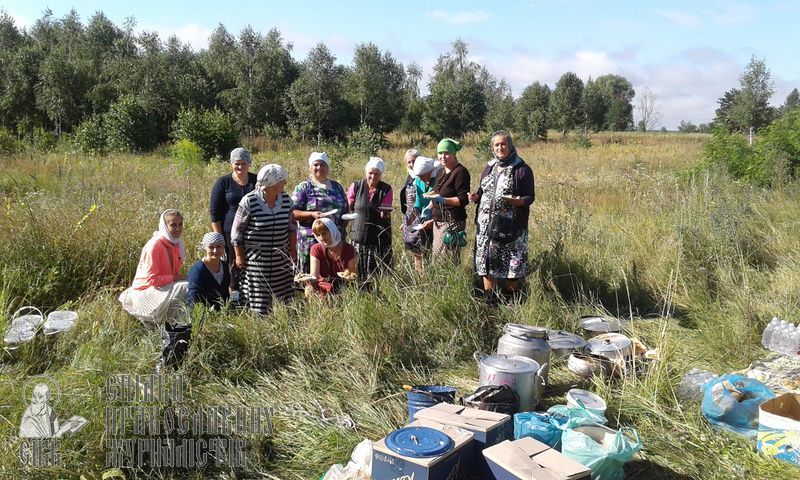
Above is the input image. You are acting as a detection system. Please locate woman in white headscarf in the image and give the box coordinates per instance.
[346,156,393,280]
[401,155,439,272]
[231,164,297,315]
[119,209,189,327]
[306,218,357,299]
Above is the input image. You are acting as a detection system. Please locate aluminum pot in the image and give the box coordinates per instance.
[585,333,633,363]
[546,329,587,358]
[497,324,552,385]
[475,352,546,412]
[580,315,623,337]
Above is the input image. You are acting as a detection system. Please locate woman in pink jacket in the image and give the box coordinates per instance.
[119,209,189,327]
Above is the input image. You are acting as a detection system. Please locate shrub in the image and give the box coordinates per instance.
[347,123,383,157]
[702,128,763,184]
[172,108,238,161]
[568,130,592,150]
[0,128,21,155]
[171,138,205,168]
[73,115,107,156]
[104,95,158,153]
[756,108,800,180]
[32,127,58,152]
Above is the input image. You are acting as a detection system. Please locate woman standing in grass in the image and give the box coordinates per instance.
[305,218,357,300]
[347,157,393,280]
[401,155,439,272]
[232,164,297,315]
[291,152,348,273]
[431,138,471,263]
[186,232,230,310]
[209,147,257,302]
[119,209,188,327]
[469,130,535,304]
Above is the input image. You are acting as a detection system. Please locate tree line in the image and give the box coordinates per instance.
[0,10,642,156]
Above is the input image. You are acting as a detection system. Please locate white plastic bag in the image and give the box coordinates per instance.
[322,439,372,480]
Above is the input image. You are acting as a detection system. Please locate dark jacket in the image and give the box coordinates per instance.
[349,179,392,247]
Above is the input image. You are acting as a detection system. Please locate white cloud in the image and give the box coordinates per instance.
[655,10,701,28]
[7,12,30,30]
[429,10,491,26]
[143,24,213,51]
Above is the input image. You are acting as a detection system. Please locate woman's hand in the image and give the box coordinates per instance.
[468,192,480,203]
[505,197,525,207]
[422,219,434,230]
[235,255,247,269]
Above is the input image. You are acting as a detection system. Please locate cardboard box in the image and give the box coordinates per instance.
[482,437,591,480]
[372,418,474,480]
[759,393,800,432]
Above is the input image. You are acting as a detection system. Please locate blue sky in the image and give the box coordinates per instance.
[2,0,798,129]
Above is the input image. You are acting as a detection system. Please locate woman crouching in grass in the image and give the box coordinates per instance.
[186,232,230,310]
[304,218,357,300]
[119,209,188,328]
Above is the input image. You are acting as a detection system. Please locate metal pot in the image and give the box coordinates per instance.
[497,324,552,385]
[585,333,633,363]
[580,316,623,337]
[475,352,546,412]
[546,329,586,358]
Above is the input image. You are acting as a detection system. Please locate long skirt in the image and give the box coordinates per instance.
[119,281,189,328]
[353,241,393,281]
[242,249,294,315]
[432,219,467,264]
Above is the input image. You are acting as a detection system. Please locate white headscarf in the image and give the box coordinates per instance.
[412,156,440,177]
[308,151,330,168]
[365,156,385,174]
[155,209,186,262]
[257,164,288,187]
[314,218,341,248]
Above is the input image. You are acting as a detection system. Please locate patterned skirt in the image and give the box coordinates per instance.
[119,281,189,327]
[432,219,467,263]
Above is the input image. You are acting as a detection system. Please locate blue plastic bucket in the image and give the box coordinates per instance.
[406,385,457,422]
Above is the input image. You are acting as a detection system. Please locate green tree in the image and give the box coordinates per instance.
[103,95,158,152]
[421,39,487,138]
[728,56,776,143]
[482,75,515,133]
[581,78,605,132]
[712,88,740,130]
[781,88,800,114]
[550,72,583,136]
[677,120,698,133]
[594,74,635,131]
[399,62,424,134]
[514,81,550,141]
[344,42,405,135]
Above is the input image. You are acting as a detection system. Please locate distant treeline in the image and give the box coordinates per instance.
[0,9,643,156]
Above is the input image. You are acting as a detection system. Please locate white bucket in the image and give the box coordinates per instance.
[566,388,607,413]
[4,306,43,347]
[44,310,78,335]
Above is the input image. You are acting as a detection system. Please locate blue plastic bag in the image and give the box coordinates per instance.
[561,425,642,480]
[701,374,774,438]
[514,412,568,449]
[548,403,608,430]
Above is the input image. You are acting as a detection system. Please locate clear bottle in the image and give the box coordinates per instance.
[789,330,800,356]
[762,317,779,348]
[772,325,788,353]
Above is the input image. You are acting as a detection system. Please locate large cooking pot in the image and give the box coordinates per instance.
[475,352,546,412]
[546,329,586,358]
[585,333,633,363]
[497,324,552,385]
[580,316,623,337]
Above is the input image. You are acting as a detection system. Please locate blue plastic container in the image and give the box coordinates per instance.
[406,385,457,422]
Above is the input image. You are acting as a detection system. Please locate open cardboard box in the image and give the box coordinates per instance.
[482,437,591,480]
[760,393,800,431]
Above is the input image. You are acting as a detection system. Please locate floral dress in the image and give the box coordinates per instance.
[474,162,529,279]
[291,178,347,273]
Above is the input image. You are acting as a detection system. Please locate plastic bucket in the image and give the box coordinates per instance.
[44,310,78,335]
[566,388,607,414]
[406,385,457,422]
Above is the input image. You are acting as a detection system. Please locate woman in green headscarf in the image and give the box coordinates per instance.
[429,138,471,263]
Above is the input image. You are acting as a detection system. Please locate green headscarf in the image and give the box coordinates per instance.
[437,138,462,154]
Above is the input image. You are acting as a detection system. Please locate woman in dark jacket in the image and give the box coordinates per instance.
[469,130,535,302]
[186,232,230,309]
[347,156,393,280]
[430,138,471,264]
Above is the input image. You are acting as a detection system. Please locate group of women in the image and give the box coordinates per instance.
[118,130,535,326]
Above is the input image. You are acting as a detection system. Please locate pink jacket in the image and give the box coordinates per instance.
[131,236,183,290]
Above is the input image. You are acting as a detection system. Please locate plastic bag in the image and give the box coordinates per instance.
[322,439,372,480]
[548,403,608,430]
[701,374,774,438]
[514,411,568,449]
[561,426,642,480]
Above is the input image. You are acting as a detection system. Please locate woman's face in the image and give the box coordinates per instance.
[492,135,511,160]
[205,242,225,261]
[231,160,249,175]
[438,151,457,168]
[366,168,382,188]
[264,180,287,197]
[165,215,183,238]
[315,229,333,247]
[404,154,416,171]
[418,171,432,182]
[311,161,329,181]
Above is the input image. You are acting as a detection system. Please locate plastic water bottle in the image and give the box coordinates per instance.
[776,325,791,354]
[762,317,779,348]
[789,330,800,356]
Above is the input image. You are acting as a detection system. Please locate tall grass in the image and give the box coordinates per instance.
[1,132,798,479]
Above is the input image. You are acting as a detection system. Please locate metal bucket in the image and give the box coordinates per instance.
[497,324,552,385]
[406,385,457,422]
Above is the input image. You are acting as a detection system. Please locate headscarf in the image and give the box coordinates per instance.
[412,156,440,177]
[308,151,330,168]
[365,156,385,174]
[314,218,341,248]
[256,164,288,187]
[155,209,186,262]
[230,147,251,165]
[490,130,519,166]
[199,232,225,249]
[437,138,462,155]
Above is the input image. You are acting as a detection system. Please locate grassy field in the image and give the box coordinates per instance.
[1,132,799,479]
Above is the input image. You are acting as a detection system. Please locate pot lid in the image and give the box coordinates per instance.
[385,426,454,458]
[546,330,586,351]
[567,388,607,410]
[581,316,622,333]
[504,323,548,340]
[480,354,540,373]
[586,335,631,353]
